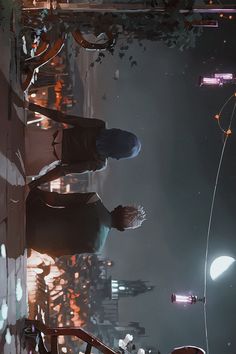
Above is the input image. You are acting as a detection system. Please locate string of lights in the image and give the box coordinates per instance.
[214,93,236,134]
[207,0,234,20]
[203,93,236,354]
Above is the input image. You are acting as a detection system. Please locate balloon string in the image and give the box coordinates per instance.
[203,98,236,354]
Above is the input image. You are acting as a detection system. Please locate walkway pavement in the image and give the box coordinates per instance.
[0,2,28,353]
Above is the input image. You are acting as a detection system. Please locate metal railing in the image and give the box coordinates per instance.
[25,319,119,354]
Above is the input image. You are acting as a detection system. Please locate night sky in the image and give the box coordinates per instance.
[75,20,236,354]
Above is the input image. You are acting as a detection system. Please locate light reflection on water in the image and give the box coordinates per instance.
[16,278,23,302]
[0,244,6,258]
[0,242,7,334]
[1,299,8,320]
[5,328,12,344]
[0,243,28,353]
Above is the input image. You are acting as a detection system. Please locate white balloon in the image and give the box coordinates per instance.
[210,256,235,280]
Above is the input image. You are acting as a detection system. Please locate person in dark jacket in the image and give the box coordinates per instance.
[26,188,146,258]
[21,102,141,189]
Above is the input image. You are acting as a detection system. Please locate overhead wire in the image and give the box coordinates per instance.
[203,94,236,354]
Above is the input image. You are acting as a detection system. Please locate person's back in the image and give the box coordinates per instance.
[26,197,111,257]
[61,126,103,164]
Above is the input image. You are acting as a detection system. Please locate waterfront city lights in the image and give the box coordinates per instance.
[171,293,205,304]
[210,256,235,280]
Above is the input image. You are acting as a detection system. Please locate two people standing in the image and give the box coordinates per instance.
[21,101,146,258]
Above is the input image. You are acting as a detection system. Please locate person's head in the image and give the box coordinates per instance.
[96,128,141,160]
[111,205,146,231]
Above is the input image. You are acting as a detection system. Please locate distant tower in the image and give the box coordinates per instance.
[110,280,154,300]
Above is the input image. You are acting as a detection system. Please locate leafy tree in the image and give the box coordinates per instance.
[21,0,203,87]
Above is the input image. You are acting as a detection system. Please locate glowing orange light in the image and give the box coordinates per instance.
[71,255,76,265]
[214,114,220,120]
[234,92,236,97]
[226,129,232,135]
[229,15,233,20]
[220,14,224,18]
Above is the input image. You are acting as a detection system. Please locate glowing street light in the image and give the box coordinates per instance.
[199,77,222,86]
[171,293,205,304]
[214,73,233,80]
[199,73,236,87]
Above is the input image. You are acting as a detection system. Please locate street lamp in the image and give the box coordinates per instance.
[214,73,233,80]
[199,73,235,87]
[199,76,222,86]
[171,293,205,304]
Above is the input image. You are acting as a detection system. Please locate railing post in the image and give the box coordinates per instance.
[85,343,93,354]
[51,335,59,354]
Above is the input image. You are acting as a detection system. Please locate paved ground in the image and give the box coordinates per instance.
[0,2,28,353]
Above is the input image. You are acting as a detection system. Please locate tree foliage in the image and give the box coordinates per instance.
[22,0,203,67]
[65,0,203,66]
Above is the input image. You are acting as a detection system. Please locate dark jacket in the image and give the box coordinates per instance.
[28,103,107,189]
[26,189,112,258]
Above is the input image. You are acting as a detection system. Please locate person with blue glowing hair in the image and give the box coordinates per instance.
[22,102,141,189]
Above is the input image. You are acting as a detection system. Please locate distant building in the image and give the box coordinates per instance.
[110,280,154,300]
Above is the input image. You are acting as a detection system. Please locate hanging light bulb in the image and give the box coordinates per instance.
[171,293,205,305]
[199,76,221,86]
[214,73,233,80]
